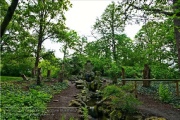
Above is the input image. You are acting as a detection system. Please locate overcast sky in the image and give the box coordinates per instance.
[44,0,142,58]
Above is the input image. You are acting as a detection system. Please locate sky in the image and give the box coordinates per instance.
[44,0,142,58]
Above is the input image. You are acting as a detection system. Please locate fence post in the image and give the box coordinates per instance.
[143,64,151,87]
[122,68,125,85]
[134,81,137,98]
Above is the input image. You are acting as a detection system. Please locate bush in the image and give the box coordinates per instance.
[39,60,60,78]
[158,83,172,103]
[123,65,143,78]
[103,84,140,113]
[1,58,34,77]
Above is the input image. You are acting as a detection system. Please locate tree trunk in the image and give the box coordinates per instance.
[63,43,68,60]
[34,39,42,74]
[34,40,42,84]
[31,68,36,78]
[47,70,51,78]
[21,74,28,81]
[37,68,41,85]
[173,0,180,75]
[143,64,151,87]
[111,4,117,62]
[35,12,44,84]
[0,0,19,38]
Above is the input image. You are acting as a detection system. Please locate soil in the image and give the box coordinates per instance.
[40,81,180,120]
[40,82,80,120]
[137,94,180,120]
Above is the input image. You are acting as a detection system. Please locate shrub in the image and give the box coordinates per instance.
[158,83,172,103]
[103,84,140,113]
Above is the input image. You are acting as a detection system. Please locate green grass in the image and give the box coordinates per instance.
[0,76,23,82]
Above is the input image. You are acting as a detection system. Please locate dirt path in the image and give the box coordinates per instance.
[137,94,180,120]
[40,81,180,120]
[40,82,80,120]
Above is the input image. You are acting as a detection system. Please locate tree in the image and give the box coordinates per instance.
[93,1,125,62]
[73,36,87,56]
[134,19,176,65]
[16,0,71,85]
[0,0,19,38]
[116,34,134,66]
[1,18,37,77]
[134,19,178,78]
[60,30,79,60]
[118,0,180,74]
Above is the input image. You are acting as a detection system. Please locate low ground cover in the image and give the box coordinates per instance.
[0,79,68,120]
[137,81,180,108]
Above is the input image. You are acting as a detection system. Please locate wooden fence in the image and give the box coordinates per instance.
[121,79,180,97]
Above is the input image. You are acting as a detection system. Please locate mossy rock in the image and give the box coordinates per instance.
[89,82,98,92]
[75,80,84,85]
[69,100,81,107]
[110,110,122,120]
[76,85,84,89]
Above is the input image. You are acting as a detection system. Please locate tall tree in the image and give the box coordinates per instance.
[116,34,134,66]
[73,36,87,56]
[134,19,178,78]
[134,19,176,65]
[93,1,125,62]
[60,30,79,60]
[16,0,71,85]
[118,0,180,73]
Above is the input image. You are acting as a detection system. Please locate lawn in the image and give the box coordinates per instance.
[0,76,23,82]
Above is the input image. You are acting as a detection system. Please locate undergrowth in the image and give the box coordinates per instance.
[0,81,68,120]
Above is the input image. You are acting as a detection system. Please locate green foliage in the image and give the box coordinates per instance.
[0,82,68,119]
[138,82,180,108]
[39,60,60,78]
[158,83,172,103]
[103,84,140,113]
[61,115,66,120]
[93,2,125,62]
[133,19,178,79]
[121,83,135,92]
[1,85,51,119]
[0,76,23,82]
[82,106,88,120]
[1,56,34,77]
[151,64,179,79]
[123,66,142,78]
[110,110,122,120]
[106,62,120,79]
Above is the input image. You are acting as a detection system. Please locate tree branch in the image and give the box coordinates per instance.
[131,4,174,16]
[0,0,19,38]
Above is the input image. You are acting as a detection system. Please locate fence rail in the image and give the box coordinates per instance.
[121,79,180,96]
